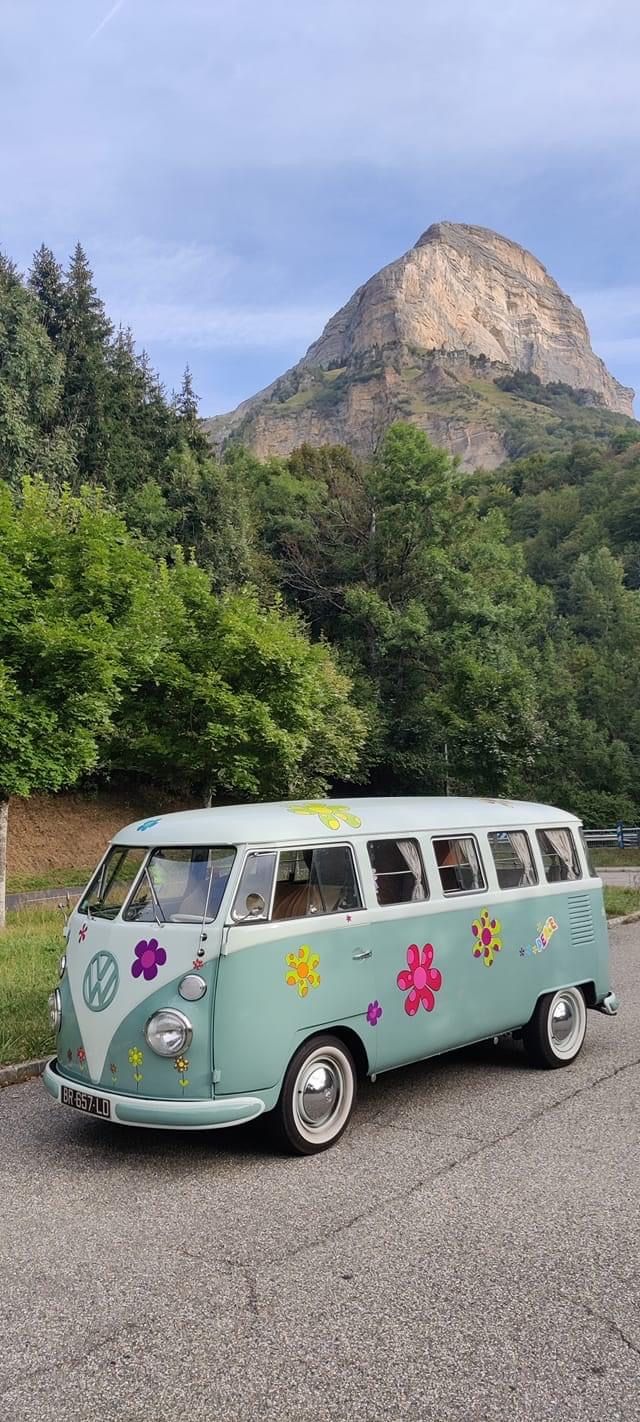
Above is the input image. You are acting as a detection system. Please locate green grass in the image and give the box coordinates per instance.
[592,847,640,868]
[0,907,63,1065]
[603,887,640,919]
[7,868,92,894]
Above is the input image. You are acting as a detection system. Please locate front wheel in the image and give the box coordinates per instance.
[273,1035,357,1155]
[523,987,587,1069]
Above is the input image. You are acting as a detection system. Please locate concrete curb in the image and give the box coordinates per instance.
[0,1057,49,1088]
[609,909,640,927]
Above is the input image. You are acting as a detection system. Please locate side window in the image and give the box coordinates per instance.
[272,845,362,920]
[367,838,428,906]
[536,828,582,883]
[231,852,277,921]
[579,828,596,878]
[488,831,538,890]
[433,836,485,894]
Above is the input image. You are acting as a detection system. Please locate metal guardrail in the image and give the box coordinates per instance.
[584,826,640,848]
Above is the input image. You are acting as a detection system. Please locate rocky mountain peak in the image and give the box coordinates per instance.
[206,222,635,469]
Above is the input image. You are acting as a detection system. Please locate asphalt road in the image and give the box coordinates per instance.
[1,926,639,1422]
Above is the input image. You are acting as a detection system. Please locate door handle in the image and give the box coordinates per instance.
[352,949,372,960]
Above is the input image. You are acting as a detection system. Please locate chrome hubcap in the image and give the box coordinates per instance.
[291,1044,355,1144]
[547,989,586,1059]
[551,997,574,1045]
[298,1061,340,1127]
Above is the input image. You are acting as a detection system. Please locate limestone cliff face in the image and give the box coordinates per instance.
[205,223,635,469]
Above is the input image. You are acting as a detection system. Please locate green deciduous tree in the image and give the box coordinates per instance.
[110,551,367,802]
[0,478,160,928]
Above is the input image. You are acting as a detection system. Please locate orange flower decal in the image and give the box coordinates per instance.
[285,944,321,998]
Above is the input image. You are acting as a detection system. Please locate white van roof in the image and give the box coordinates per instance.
[114,796,579,848]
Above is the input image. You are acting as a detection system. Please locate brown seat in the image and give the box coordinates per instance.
[272,880,343,920]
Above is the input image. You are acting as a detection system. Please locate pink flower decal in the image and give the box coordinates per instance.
[78,923,88,943]
[131,938,167,981]
[76,1047,86,1063]
[366,1000,383,1026]
[397,943,442,1016]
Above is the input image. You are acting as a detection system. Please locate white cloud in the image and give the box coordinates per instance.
[4,0,640,178]
[81,237,329,351]
[117,299,330,350]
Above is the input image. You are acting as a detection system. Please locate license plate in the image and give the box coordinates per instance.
[61,1084,111,1119]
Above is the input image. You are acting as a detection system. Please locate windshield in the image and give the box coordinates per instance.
[80,846,148,920]
[124,846,237,923]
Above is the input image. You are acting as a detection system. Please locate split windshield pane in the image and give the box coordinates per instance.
[80,847,147,920]
[124,846,236,923]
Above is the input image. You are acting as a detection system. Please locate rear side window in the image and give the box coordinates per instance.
[433,836,485,894]
[536,828,582,883]
[488,831,538,890]
[272,845,361,920]
[367,838,428,905]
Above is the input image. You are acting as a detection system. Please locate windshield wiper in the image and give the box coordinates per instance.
[144,867,166,926]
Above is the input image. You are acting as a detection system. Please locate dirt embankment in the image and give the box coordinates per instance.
[7,790,197,879]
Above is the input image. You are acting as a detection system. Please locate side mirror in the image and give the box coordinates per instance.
[232,892,266,922]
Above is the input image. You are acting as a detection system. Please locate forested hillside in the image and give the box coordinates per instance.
[2,243,640,826]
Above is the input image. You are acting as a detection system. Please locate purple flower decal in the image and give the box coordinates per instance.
[131,938,167,981]
[366,1000,383,1026]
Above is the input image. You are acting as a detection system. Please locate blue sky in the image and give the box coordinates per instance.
[2,0,639,415]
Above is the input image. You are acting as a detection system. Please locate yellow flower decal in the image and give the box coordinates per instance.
[285,944,321,998]
[128,1047,143,1066]
[174,1057,189,1073]
[471,909,503,968]
[290,802,361,831]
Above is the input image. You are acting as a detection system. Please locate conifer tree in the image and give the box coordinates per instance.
[28,245,68,345]
[176,364,199,425]
[0,263,67,486]
[62,243,112,478]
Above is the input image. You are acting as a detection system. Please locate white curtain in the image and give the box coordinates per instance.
[542,829,578,880]
[509,832,537,887]
[397,839,425,901]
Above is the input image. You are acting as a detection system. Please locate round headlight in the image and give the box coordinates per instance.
[144,1009,192,1058]
[48,989,62,1034]
[178,974,207,1002]
[58,954,67,979]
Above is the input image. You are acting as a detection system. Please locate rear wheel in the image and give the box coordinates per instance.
[273,1035,357,1155]
[523,987,587,1069]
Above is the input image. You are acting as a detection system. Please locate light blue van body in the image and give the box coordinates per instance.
[43,796,616,1131]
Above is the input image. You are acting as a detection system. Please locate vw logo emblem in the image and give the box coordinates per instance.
[83,951,120,1012]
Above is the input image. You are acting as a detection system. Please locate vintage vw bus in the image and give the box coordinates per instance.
[43,797,618,1154]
